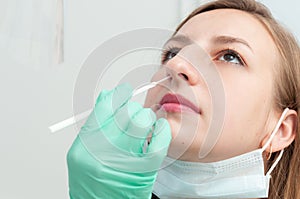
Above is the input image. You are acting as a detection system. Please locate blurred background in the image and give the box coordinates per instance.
[0,0,299,198]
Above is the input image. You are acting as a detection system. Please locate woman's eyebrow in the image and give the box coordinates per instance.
[164,35,193,46]
[164,35,253,53]
[212,35,253,52]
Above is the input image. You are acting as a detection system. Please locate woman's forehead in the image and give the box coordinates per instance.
[177,9,275,49]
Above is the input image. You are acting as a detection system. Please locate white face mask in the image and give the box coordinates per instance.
[153,108,289,199]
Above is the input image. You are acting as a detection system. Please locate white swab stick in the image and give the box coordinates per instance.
[49,109,91,133]
[131,76,170,96]
[48,76,170,133]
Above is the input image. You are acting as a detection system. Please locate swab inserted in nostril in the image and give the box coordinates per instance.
[48,76,171,133]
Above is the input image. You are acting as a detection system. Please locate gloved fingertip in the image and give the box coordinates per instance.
[95,83,133,105]
[129,107,156,129]
[127,101,143,113]
[116,83,133,95]
[96,89,111,104]
[153,118,171,139]
[145,108,157,123]
[147,118,172,153]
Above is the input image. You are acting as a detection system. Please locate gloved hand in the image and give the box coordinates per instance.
[67,83,172,199]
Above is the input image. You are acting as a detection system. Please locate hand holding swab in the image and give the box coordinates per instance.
[48,76,170,133]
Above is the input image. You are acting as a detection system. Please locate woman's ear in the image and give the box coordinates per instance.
[263,109,297,153]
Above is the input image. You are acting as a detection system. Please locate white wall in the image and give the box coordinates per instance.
[260,0,300,38]
[0,1,299,198]
[0,1,180,199]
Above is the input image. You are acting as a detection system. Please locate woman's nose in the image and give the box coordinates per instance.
[165,54,200,86]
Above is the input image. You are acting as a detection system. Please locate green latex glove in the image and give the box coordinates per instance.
[67,83,172,199]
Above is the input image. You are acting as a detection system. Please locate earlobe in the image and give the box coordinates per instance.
[265,109,297,153]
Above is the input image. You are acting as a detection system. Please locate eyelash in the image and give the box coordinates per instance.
[161,46,181,64]
[216,49,245,66]
[161,46,246,66]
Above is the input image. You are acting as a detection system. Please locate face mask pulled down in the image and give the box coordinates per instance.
[153,108,289,199]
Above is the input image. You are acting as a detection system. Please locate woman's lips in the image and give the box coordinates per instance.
[159,93,200,114]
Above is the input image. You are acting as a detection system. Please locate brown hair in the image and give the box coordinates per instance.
[174,0,300,198]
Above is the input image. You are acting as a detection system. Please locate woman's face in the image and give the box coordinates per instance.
[144,9,280,162]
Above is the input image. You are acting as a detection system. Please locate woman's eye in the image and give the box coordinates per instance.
[218,49,245,66]
[161,47,181,63]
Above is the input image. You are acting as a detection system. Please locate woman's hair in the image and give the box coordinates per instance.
[174,0,300,198]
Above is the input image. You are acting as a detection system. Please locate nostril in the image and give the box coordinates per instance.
[178,73,189,81]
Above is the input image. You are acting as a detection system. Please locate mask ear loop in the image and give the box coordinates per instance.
[266,145,272,160]
[266,149,284,176]
[262,108,289,176]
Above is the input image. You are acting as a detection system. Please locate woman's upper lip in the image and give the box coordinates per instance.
[159,93,200,113]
